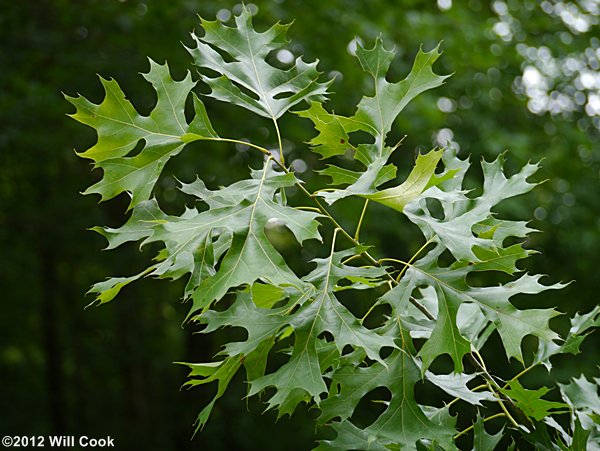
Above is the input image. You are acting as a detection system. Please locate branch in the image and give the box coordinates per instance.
[222,136,437,326]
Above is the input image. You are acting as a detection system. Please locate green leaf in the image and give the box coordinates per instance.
[405,151,540,261]
[315,421,390,451]
[86,267,152,306]
[570,418,592,451]
[295,101,355,159]
[248,243,394,416]
[472,416,503,451]
[420,283,472,373]
[87,161,322,312]
[66,60,217,209]
[298,40,449,206]
[248,334,326,417]
[243,334,276,382]
[178,357,242,433]
[470,243,534,275]
[424,370,495,406]
[187,162,322,316]
[381,151,564,370]
[559,375,600,433]
[199,289,289,358]
[91,198,222,300]
[318,144,399,204]
[187,6,330,120]
[90,198,168,250]
[401,247,562,368]
[353,40,450,141]
[299,246,395,363]
[522,421,563,451]
[317,350,455,450]
[250,282,287,309]
[355,35,395,79]
[535,305,600,371]
[500,380,569,422]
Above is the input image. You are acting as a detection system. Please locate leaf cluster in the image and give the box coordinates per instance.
[67,7,600,450]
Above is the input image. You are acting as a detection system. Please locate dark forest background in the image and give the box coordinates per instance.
[1,1,598,449]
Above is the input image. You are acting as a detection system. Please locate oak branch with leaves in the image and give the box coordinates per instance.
[67,7,600,450]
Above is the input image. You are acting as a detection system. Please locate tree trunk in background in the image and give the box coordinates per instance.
[39,244,65,433]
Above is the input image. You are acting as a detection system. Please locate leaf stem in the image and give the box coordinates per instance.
[272,118,285,166]
[494,388,521,429]
[341,254,363,265]
[453,412,506,440]
[446,383,490,409]
[360,303,378,324]
[503,364,535,389]
[467,352,530,430]
[409,296,436,320]
[330,227,340,254]
[392,135,408,151]
[395,238,435,282]
[468,351,502,392]
[216,135,435,321]
[296,206,323,213]
[211,137,273,156]
[378,257,412,266]
[354,199,369,241]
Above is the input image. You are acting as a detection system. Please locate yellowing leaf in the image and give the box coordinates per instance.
[365,149,445,212]
[298,40,449,205]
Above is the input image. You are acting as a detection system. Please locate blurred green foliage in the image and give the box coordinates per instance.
[1,1,598,449]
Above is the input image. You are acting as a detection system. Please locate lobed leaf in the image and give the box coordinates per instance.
[69,12,590,448]
[318,349,456,450]
[500,380,569,422]
[187,5,330,120]
[472,416,503,451]
[66,60,217,209]
[298,39,449,205]
[178,358,242,433]
[248,244,394,415]
[382,151,565,371]
[353,40,450,141]
[404,151,540,261]
[559,375,600,439]
[535,305,600,371]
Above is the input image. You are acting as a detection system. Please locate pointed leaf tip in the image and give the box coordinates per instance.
[71,59,215,208]
[188,9,328,119]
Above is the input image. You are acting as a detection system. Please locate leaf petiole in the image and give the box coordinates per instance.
[354,199,369,241]
[296,206,323,213]
[187,136,274,156]
[272,118,285,166]
[502,364,536,389]
[446,383,489,408]
[453,412,506,440]
[340,254,363,265]
[395,237,435,282]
